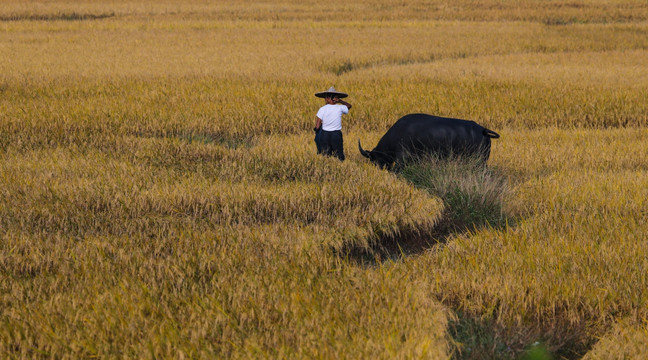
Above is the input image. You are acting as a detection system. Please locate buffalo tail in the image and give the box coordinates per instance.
[483,129,500,139]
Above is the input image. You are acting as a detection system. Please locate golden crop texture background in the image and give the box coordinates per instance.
[1,0,648,358]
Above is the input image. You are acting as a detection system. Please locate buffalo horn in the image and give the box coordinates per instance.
[358,140,370,158]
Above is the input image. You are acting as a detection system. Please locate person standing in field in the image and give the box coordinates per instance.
[314,86,352,161]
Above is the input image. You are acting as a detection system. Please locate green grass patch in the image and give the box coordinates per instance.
[399,154,511,235]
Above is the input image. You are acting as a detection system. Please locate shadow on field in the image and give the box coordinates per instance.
[0,12,116,22]
[341,156,593,360]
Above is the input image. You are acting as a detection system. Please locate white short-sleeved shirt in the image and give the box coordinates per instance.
[317,104,349,131]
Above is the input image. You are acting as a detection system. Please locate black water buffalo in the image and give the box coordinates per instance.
[358,113,500,170]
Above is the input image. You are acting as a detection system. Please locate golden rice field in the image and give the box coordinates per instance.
[2,0,648,358]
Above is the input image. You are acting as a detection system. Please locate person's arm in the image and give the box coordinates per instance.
[314,117,322,131]
[336,98,352,110]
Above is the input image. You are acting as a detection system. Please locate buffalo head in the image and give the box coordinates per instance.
[358,140,394,170]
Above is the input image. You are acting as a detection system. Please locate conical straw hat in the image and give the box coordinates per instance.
[315,86,348,98]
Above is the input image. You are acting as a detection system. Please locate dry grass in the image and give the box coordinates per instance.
[413,127,648,356]
[584,320,648,359]
[2,0,648,358]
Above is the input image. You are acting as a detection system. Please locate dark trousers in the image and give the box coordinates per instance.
[316,130,345,161]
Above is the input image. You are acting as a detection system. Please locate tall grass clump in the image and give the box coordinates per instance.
[399,155,510,235]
